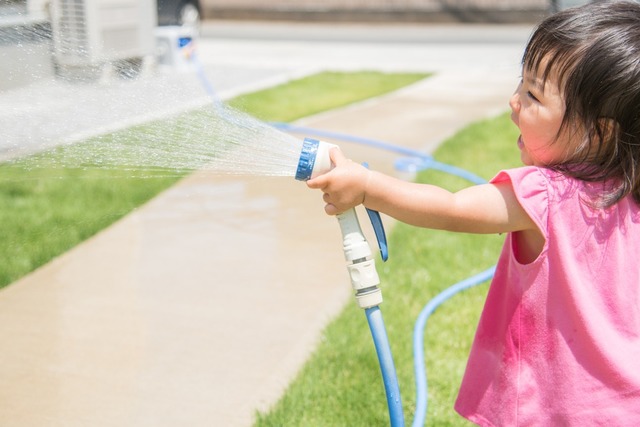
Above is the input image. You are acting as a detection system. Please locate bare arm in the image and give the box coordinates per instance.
[306,147,536,235]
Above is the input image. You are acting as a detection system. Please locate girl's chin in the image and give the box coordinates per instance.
[520,153,533,166]
[517,137,534,165]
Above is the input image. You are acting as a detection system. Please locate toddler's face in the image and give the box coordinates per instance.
[509,65,581,167]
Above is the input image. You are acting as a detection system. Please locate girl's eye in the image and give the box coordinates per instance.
[527,91,540,102]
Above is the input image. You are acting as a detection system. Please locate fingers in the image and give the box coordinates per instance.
[329,146,346,165]
[322,193,339,215]
[307,148,340,187]
[324,203,339,216]
[305,172,338,215]
[306,175,324,189]
[304,146,353,216]
[307,147,347,190]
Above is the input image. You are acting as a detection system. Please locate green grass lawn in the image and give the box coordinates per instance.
[0,70,427,288]
[254,112,521,426]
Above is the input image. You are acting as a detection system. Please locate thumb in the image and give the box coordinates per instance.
[307,146,343,189]
[329,146,347,166]
[306,174,325,189]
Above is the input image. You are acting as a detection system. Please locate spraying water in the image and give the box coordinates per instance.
[9,103,302,176]
[3,101,305,179]
[1,11,305,180]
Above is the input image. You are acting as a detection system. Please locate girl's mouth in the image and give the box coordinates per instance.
[517,136,525,150]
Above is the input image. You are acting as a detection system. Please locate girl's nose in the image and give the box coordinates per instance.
[509,91,520,114]
[509,91,520,125]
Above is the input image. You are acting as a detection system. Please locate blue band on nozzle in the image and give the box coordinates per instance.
[295,137,320,181]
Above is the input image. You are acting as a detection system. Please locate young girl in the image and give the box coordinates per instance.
[307,1,640,424]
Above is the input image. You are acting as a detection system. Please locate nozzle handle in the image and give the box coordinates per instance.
[361,162,388,262]
[365,207,388,262]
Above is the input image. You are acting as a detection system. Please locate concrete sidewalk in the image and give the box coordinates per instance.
[0,70,516,426]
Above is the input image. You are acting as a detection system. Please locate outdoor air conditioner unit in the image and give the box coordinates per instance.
[50,0,157,78]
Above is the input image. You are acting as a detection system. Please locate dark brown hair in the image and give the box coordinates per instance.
[523,0,640,206]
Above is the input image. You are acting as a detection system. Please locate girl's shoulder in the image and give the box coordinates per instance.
[495,165,568,185]
[495,166,608,202]
[491,166,558,200]
[502,166,640,222]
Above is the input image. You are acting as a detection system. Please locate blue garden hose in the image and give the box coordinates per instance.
[411,266,496,427]
[367,306,405,427]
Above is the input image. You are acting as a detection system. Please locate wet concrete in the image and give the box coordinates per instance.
[0,173,348,426]
[0,23,529,426]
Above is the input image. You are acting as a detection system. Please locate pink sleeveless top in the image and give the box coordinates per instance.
[455,166,640,426]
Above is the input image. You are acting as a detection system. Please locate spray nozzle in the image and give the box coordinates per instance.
[295,137,336,181]
[295,137,388,262]
[295,137,389,308]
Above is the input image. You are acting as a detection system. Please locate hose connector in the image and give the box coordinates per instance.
[339,210,382,309]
